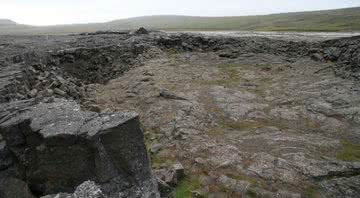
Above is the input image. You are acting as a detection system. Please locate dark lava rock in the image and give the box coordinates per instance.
[134,27,149,35]
[322,36,360,80]
[0,141,13,171]
[157,36,183,48]
[219,52,238,59]
[0,177,36,198]
[159,90,186,100]
[311,53,324,61]
[85,31,130,36]
[156,178,174,198]
[321,175,360,198]
[0,99,159,198]
[1,40,151,103]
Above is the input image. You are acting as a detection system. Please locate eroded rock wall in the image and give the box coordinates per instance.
[322,36,360,80]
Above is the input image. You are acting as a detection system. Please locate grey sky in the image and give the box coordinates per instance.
[1,0,360,26]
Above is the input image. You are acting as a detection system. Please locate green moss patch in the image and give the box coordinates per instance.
[336,140,360,161]
[246,189,258,198]
[215,64,242,86]
[221,120,267,131]
[175,177,202,198]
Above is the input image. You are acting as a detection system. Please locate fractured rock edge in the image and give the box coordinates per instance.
[0,99,159,198]
[1,32,360,104]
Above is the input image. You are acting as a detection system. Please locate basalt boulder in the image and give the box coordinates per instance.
[0,99,159,198]
[134,27,149,35]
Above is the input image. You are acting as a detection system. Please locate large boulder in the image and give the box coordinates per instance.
[0,99,159,198]
[0,177,36,198]
[134,27,149,35]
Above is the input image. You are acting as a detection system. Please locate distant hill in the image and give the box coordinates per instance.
[110,7,360,32]
[1,7,360,35]
[0,19,16,26]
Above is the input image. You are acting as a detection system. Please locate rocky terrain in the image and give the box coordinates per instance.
[0,29,360,198]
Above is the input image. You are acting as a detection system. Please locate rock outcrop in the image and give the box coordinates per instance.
[322,36,360,80]
[134,27,149,35]
[0,99,159,198]
[0,43,151,103]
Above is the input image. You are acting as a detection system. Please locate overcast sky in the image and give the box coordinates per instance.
[1,0,360,26]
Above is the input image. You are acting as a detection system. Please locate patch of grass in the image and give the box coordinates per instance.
[256,64,273,71]
[215,64,242,86]
[167,48,179,54]
[150,147,177,169]
[304,185,321,198]
[207,119,258,137]
[199,63,274,99]
[221,120,266,131]
[208,118,289,136]
[218,65,240,79]
[234,174,260,187]
[195,64,244,87]
[246,189,258,198]
[144,128,160,146]
[208,117,291,136]
[224,170,266,188]
[207,127,226,136]
[175,177,202,198]
[151,155,168,169]
[336,140,360,161]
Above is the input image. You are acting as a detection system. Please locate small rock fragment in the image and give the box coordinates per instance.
[194,157,206,165]
[28,89,38,98]
[173,162,185,180]
[54,88,67,96]
[150,143,163,154]
[311,53,324,61]
[159,90,186,100]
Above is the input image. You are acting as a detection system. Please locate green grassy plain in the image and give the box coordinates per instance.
[1,7,360,35]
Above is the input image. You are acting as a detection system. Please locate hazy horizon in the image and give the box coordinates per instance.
[1,0,360,26]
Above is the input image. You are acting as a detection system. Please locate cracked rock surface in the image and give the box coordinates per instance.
[1,31,360,197]
[0,99,158,198]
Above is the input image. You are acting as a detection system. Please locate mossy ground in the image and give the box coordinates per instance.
[175,177,202,198]
[195,64,242,87]
[336,140,360,161]
[246,189,258,198]
[208,118,292,137]
[304,185,321,198]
